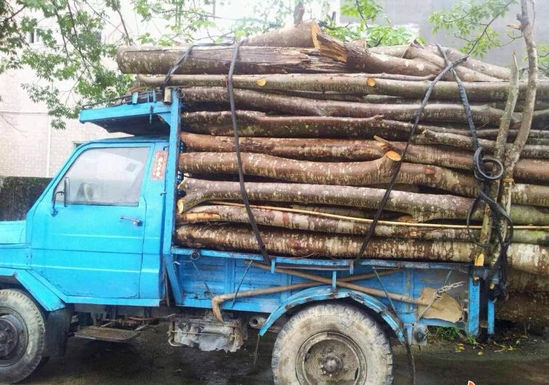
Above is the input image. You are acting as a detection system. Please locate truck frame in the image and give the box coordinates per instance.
[0,89,496,384]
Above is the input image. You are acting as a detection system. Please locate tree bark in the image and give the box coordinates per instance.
[182,110,437,140]
[178,204,549,245]
[414,130,549,161]
[179,132,549,188]
[178,151,480,197]
[424,45,512,80]
[117,46,346,75]
[181,132,387,161]
[179,152,549,206]
[313,32,500,82]
[402,45,503,82]
[179,87,510,126]
[244,20,320,47]
[363,77,549,102]
[177,178,549,224]
[174,224,549,275]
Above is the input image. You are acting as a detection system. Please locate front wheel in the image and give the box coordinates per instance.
[272,303,393,385]
[0,289,47,384]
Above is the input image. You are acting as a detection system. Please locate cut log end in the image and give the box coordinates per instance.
[385,150,402,162]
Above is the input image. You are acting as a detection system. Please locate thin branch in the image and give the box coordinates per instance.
[467,0,515,55]
[3,5,27,22]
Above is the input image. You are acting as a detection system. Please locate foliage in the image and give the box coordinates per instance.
[2,0,134,128]
[538,43,549,76]
[323,0,417,46]
[429,0,518,58]
[0,0,542,129]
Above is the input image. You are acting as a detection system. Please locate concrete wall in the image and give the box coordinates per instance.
[377,0,549,66]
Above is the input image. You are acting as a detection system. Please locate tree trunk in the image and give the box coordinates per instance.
[424,45,512,80]
[244,20,320,47]
[313,32,501,81]
[117,46,346,75]
[182,110,437,140]
[181,132,387,161]
[179,87,510,126]
[177,178,549,224]
[174,224,549,275]
[178,151,549,207]
[178,151,480,197]
[402,45,504,82]
[180,132,549,189]
[178,204,549,245]
[133,74,549,102]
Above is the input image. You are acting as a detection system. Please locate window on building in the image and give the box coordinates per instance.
[28,28,42,44]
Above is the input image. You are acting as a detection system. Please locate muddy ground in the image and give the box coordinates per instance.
[22,324,549,385]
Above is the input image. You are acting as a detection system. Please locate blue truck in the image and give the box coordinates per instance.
[0,89,497,384]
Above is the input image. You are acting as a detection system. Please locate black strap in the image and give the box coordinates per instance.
[227,40,271,265]
[163,40,235,89]
[437,46,512,300]
[356,55,468,261]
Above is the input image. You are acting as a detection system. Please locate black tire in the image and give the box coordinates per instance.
[0,289,46,384]
[272,303,393,385]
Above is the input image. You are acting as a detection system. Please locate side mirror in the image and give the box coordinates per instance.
[51,178,69,216]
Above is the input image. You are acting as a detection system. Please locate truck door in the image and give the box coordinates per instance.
[30,144,151,300]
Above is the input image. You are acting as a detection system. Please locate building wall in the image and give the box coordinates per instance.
[0,69,122,177]
[378,0,548,67]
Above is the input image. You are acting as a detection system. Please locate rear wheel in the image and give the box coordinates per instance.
[0,289,46,384]
[272,303,393,385]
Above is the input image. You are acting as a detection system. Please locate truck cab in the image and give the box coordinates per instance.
[0,90,496,385]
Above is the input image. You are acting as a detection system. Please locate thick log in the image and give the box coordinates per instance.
[178,151,480,197]
[364,77,549,102]
[178,204,549,245]
[424,45,512,80]
[182,110,438,140]
[137,72,439,89]
[175,224,549,275]
[179,87,510,126]
[180,132,549,187]
[244,20,319,47]
[177,178,549,224]
[137,73,549,102]
[402,45,503,82]
[414,130,549,162]
[313,32,499,82]
[179,152,549,206]
[116,46,346,75]
[181,132,386,161]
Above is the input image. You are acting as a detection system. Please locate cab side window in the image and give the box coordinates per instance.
[55,147,149,206]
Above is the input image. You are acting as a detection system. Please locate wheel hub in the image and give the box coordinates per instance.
[0,315,21,358]
[322,355,342,375]
[297,331,367,385]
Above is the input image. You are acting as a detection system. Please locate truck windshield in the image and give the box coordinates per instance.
[54,147,149,206]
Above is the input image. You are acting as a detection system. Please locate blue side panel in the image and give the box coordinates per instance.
[0,268,65,311]
[467,276,481,336]
[172,248,475,336]
[258,286,405,341]
[0,221,26,244]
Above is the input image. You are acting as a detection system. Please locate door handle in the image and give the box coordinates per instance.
[120,216,143,226]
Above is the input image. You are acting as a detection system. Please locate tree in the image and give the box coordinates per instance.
[0,0,543,128]
[429,0,547,75]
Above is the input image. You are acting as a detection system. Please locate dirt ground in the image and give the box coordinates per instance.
[21,324,549,385]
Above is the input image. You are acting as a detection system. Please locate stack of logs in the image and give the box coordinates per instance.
[118,22,549,294]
